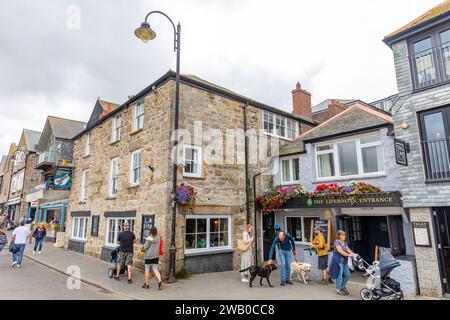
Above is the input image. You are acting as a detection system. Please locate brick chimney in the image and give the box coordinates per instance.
[292,82,312,120]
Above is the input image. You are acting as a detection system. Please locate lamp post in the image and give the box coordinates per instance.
[135,11,181,283]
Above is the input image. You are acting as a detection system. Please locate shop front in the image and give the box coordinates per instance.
[6,197,21,222]
[259,192,419,295]
[36,200,68,241]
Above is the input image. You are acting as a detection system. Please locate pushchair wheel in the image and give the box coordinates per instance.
[360,288,374,301]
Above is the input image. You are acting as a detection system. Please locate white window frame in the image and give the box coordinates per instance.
[111,114,122,142]
[314,134,385,182]
[262,110,299,141]
[71,216,88,241]
[14,151,25,166]
[185,215,232,255]
[105,218,135,247]
[133,101,145,131]
[85,133,92,156]
[183,145,203,178]
[109,158,120,197]
[280,156,300,185]
[130,150,142,186]
[285,216,321,245]
[80,170,89,202]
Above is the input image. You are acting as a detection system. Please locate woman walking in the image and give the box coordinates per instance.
[32,223,47,254]
[141,226,163,290]
[240,224,254,283]
[329,230,354,296]
[0,227,7,252]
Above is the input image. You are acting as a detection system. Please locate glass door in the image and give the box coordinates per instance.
[433,207,450,294]
[420,107,450,181]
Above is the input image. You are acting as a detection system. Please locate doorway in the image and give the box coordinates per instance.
[432,207,450,294]
[262,212,276,261]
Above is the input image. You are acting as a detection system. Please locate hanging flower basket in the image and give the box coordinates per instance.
[176,183,196,211]
[256,184,305,214]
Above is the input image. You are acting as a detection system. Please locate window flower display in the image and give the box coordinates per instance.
[176,183,196,211]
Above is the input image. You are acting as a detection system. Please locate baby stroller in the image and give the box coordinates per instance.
[108,246,126,279]
[356,251,404,300]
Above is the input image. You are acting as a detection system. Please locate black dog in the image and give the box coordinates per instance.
[240,264,278,287]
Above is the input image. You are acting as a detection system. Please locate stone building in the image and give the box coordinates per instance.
[0,144,16,215]
[384,0,450,297]
[65,71,316,276]
[26,116,86,240]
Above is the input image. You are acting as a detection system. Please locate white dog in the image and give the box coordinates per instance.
[290,262,312,284]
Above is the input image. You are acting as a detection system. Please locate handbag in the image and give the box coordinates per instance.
[9,241,19,254]
[237,239,250,252]
[159,238,164,256]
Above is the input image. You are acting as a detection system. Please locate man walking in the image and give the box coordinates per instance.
[268,230,296,286]
[115,223,136,284]
[11,219,31,268]
[311,227,333,285]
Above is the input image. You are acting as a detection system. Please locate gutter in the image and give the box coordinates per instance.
[242,103,250,224]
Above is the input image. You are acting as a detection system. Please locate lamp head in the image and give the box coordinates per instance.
[134,22,156,43]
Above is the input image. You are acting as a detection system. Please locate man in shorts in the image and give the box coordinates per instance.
[115,223,136,284]
[311,227,333,285]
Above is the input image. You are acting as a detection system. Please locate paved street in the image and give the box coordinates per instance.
[0,250,128,300]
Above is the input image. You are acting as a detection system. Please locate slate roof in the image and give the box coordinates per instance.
[48,116,87,140]
[23,129,41,152]
[384,0,450,44]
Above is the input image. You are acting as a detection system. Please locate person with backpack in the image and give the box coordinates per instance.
[32,223,47,254]
[141,226,163,290]
[268,229,296,286]
[0,227,7,252]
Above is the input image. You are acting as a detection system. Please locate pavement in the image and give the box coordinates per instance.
[0,238,441,300]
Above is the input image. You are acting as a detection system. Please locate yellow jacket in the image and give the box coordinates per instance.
[311,233,328,257]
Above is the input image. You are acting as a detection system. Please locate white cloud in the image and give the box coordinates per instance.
[0,0,442,154]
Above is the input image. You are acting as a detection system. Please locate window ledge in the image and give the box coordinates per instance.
[130,129,143,136]
[183,175,206,180]
[314,173,386,183]
[263,132,294,142]
[127,184,140,189]
[106,196,117,200]
[70,238,87,243]
[78,201,87,204]
[185,248,233,257]
[109,140,120,146]
[83,154,90,159]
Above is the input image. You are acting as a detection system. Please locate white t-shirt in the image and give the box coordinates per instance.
[13,226,31,244]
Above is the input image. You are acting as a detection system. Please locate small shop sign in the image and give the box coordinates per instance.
[54,168,72,190]
[394,138,408,166]
[140,214,155,244]
[412,222,432,248]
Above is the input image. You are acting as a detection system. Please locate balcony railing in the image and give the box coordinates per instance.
[421,137,450,182]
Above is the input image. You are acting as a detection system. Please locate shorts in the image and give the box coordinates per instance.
[318,255,328,270]
[145,258,159,273]
[118,251,133,266]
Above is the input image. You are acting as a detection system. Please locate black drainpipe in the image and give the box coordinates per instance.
[253,172,261,263]
[242,103,250,224]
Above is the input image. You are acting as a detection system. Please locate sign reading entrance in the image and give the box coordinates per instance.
[412,222,432,248]
[394,138,408,166]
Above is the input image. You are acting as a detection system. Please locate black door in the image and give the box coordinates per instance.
[263,213,276,261]
[432,207,450,294]
[387,216,406,257]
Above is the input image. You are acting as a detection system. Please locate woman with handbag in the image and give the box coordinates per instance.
[141,226,163,290]
[239,224,254,283]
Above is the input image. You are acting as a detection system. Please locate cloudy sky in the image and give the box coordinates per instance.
[0,0,440,154]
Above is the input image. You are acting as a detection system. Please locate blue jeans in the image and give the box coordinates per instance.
[34,238,44,252]
[12,244,26,265]
[279,250,292,282]
[0,244,4,252]
[336,262,350,290]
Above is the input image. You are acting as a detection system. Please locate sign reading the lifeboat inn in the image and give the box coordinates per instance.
[283,192,402,209]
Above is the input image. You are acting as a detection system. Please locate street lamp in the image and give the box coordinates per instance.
[135,11,181,283]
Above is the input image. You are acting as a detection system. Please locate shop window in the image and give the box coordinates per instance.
[71,217,88,240]
[105,218,135,247]
[286,216,320,244]
[185,216,231,253]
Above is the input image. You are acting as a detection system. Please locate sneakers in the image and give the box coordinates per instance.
[11,261,17,267]
[128,279,133,284]
[16,265,21,268]
[341,288,350,295]
[38,251,42,255]
[328,277,335,284]
[32,251,36,255]
[336,289,346,296]
[280,282,286,286]
[241,278,249,283]
[286,281,294,285]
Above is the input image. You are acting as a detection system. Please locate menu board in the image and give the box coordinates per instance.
[91,215,99,237]
[412,222,432,248]
[140,215,155,244]
[310,219,332,250]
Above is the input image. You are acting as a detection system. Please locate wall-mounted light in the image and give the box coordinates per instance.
[400,122,409,130]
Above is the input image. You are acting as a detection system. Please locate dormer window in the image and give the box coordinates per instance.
[409,25,450,90]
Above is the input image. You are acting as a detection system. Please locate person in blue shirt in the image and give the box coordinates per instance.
[268,226,296,286]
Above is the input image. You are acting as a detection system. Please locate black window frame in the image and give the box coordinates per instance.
[408,23,450,91]
[418,105,450,182]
